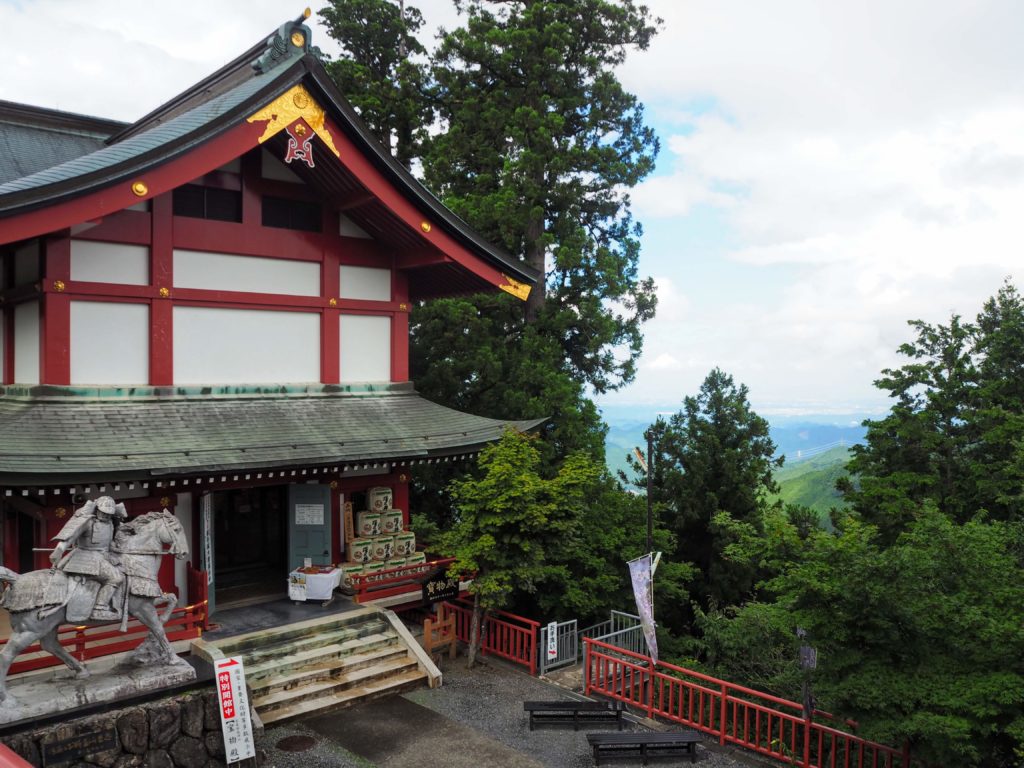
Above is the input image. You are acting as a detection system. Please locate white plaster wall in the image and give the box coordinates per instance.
[71,241,150,285]
[174,492,194,600]
[174,306,320,384]
[13,301,39,384]
[70,301,150,385]
[338,215,371,239]
[261,149,303,183]
[13,242,39,286]
[339,265,391,301]
[174,249,320,297]
[340,314,391,382]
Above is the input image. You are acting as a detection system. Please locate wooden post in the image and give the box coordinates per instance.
[423,605,457,661]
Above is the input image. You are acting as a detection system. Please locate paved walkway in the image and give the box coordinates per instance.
[259,658,758,768]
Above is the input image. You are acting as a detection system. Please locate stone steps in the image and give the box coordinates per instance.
[249,640,409,695]
[244,630,395,681]
[198,608,429,725]
[253,652,421,713]
[258,667,428,725]
[231,621,389,668]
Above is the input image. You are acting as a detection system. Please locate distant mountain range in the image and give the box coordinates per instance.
[603,406,869,486]
[770,445,852,520]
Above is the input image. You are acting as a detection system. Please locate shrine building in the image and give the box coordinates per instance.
[0,12,541,614]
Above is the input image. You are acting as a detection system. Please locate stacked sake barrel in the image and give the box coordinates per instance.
[341,486,424,590]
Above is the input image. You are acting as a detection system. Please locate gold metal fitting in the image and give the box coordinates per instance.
[53,280,65,292]
[55,507,67,518]
[291,30,305,47]
[399,303,408,311]
[329,480,338,489]
[329,297,337,307]
[399,473,408,483]
[303,7,311,18]
[420,221,432,233]
[158,287,170,298]
[131,181,148,197]
[160,496,172,507]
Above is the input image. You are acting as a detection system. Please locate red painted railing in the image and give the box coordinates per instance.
[443,598,540,676]
[5,572,209,676]
[349,557,457,604]
[186,563,211,631]
[7,605,207,676]
[585,637,911,768]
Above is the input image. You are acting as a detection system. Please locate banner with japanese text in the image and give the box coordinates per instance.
[628,553,658,664]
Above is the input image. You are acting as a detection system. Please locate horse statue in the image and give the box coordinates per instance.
[0,507,189,704]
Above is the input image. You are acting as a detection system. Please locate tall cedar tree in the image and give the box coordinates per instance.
[318,0,431,168]
[648,369,781,630]
[841,281,1024,541]
[422,0,660,393]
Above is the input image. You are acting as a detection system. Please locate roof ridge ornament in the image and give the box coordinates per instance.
[252,8,313,74]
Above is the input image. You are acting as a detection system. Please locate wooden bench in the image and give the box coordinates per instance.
[587,731,700,765]
[524,699,627,731]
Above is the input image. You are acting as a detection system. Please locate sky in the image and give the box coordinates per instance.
[3,1,1022,417]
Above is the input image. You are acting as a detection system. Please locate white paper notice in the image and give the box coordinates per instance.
[295,503,325,525]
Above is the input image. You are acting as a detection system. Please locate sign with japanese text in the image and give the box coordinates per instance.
[422,570,459,603]
[546,621,558,659]
[215,657,255,764]
[201,494,213,586]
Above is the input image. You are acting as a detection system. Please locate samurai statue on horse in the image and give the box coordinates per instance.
[0,498,190,704]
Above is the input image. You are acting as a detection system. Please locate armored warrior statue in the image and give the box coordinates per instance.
[49,496,127,621]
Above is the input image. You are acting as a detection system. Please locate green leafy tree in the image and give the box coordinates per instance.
[441,428,599,665]
[647,369,781,628]
[842,281,1024,539]
[778,511,1024,765]
[319,0,431,168]
[700,508,1024,765]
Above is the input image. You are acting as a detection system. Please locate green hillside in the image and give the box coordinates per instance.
[772,445,852,517]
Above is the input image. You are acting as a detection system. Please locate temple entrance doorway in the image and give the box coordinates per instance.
[213,485,288,608]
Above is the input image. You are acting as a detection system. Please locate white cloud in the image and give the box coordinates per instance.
[604,0,1024,412]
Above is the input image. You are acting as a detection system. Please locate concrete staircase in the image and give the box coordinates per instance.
[192,606,439,725]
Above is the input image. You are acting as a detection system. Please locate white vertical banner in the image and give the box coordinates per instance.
[201,494,214,586]
[546,621,558,660]
[628,554,658,664]
[215,657,255,764]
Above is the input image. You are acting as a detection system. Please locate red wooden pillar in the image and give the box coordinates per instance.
[393,470,410,527]
[322,242,340,383]
[392,271,409,382]
[41,235,71,384]
[150,193,173,385]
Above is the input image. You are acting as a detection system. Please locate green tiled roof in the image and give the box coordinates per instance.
[0,388,544,485]
[0,100,125,185]
[0,57,303,205]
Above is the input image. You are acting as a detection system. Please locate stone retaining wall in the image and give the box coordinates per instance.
[1,689,265,768]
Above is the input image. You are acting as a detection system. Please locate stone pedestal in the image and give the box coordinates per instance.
[0,656,196,725]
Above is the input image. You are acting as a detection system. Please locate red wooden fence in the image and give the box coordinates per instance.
[443,598,540,675]
[349,557,456,604]
[585,637,911,768]
[4,569,209,677]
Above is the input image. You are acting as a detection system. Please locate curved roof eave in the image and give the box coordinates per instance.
[0,56,539,288]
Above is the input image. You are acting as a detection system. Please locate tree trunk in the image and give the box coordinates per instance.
[466,592,482,668]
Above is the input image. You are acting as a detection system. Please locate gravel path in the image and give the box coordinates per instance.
[258,657,759,768]
[406,659,754,768]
